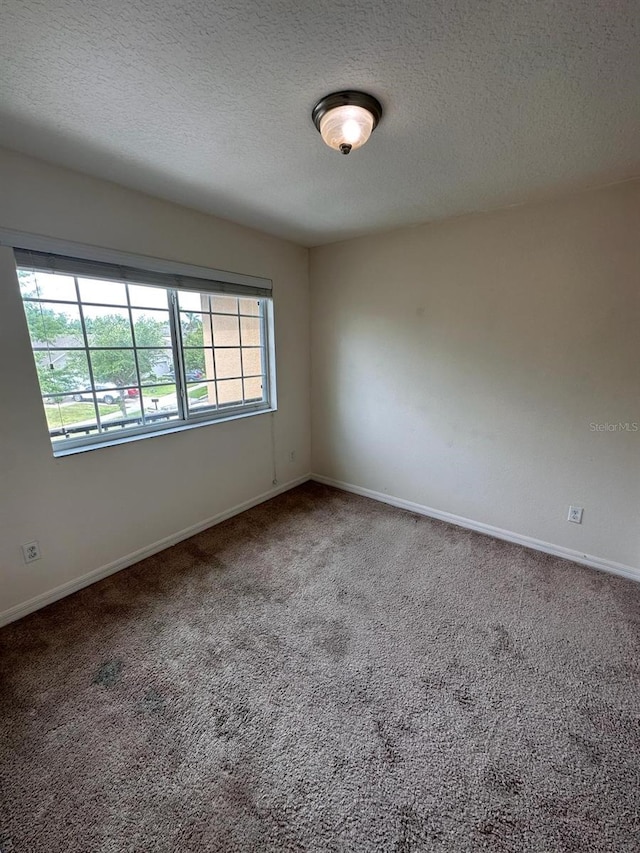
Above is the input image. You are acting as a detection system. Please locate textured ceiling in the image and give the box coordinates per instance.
[1,0,639,246]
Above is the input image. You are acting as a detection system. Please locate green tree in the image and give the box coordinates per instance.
[23,300,80,343]
[83,315,164,383]
[181,312,200,333]
[34,354,79,397]
[67,314,166,413]
[183,325,206,374]
[20,277,83,397]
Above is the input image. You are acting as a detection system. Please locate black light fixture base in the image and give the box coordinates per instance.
[311,90,383,134]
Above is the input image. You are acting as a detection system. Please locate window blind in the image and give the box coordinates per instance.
[13,248,272,299]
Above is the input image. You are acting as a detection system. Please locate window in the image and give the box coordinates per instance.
[15,249,274,455]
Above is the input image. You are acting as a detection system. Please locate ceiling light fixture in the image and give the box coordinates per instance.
[312,90,383,155]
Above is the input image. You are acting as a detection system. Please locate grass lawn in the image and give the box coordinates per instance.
[188,386,208,400]
[141,383,176,397]
[45,382,191,431]
[45,402,120,430]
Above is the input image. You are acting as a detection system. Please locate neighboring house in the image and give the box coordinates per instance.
[32,334,80,371]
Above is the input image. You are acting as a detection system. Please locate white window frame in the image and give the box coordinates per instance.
[2,230,277,456]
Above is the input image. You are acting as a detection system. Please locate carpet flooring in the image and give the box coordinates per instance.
[1,482,640,852]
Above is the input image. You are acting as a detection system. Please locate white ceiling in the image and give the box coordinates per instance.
[1,0,639,246]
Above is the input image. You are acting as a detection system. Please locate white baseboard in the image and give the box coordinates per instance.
[4,472,636,629]
[0,475,311,628]
[311,474,640,584]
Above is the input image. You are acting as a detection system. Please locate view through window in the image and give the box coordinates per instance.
[17,258,272,452]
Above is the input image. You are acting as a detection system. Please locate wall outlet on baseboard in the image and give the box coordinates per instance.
[568,506,584,524]
[22,541,42,563]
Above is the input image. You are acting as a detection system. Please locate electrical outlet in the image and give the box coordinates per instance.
[22,541,41,563]
[289,450,296,463]
[568,506,583,524]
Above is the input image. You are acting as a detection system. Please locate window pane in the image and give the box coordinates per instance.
[241,347,262,376]
[213,314,240,346]
[181,348,211,380]
[139,348,175,383]
[89,348,138,388]
[217,379,243,406]
[120,387,143,419]
[83,306,133,347]
[95,391,143,433]
[19,270,77,302]
[18,269,37,298]
[215,348,241,379]
[211,295,238,315]
[127,284,169,309]
[201,351,215,381]
[181,312,207,347]
[45,404,67,436]
[139,380,176,395]
[42,391,77,409]
[186,381,217,412]
[240,316,261,345]
[142,386,180,422]
[243,376,264,402]
[81,385,123,406]
[25,301,84,347]
[131,309,171,348]
[35,350,91,398]
[239,298,261,316]
[46,399,99,437]
[78,277,127,305]
[96,396,127,424]
[177,290,205,311]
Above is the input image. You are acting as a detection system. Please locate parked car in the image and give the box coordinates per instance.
[72,384,122,405]
[125,388,140,399]
[166,368,204,382]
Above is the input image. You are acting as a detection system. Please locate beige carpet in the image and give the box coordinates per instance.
[1,482,639,852]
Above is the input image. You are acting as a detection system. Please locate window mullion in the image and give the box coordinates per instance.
[238,300,246,405]
[74,276,102,433]
[125,283,144,426]
[260,299,269,407]
[209,305,219,410]
[168,289,187,421]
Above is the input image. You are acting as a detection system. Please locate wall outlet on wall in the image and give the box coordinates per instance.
[289,450,296,463]
[567,506,583,524]
[21,541,41,563]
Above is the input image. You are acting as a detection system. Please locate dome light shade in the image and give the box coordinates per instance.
[319,105,374,153]
[312,91,383,155]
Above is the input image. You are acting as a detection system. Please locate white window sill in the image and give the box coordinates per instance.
[52,405,276,458]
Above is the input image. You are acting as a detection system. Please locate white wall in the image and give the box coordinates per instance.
[310,180,640,570]
[2,148,638,625]
[0,147,310,622]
